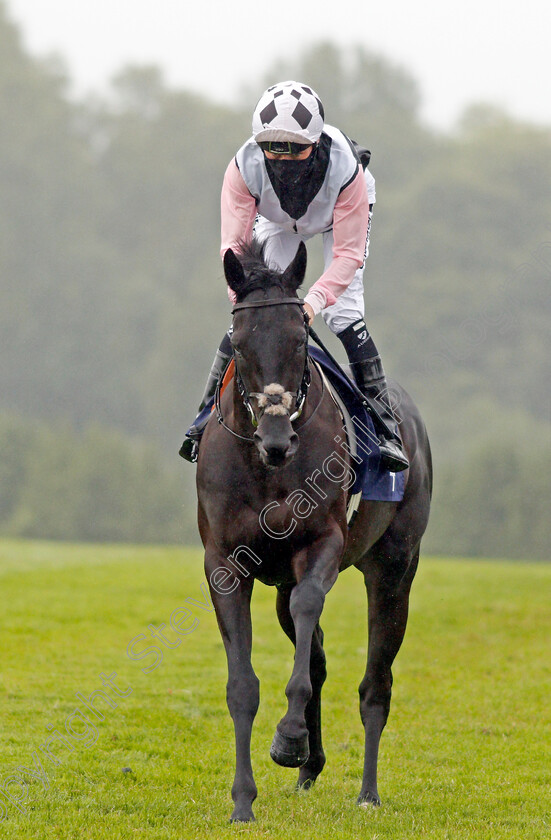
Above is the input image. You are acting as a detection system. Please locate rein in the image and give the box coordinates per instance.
[214,296,324,443]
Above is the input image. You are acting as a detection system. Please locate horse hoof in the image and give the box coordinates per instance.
[297,757,324,789]
[357,791,381,808]
[296,776,315,791]
[230,809,255,823]
[270,729,309,768]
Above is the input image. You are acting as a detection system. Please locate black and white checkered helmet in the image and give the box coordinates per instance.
[252,81,325,144]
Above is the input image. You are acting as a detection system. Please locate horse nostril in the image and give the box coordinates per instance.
[268,450,287,466]
[254,430,299,466]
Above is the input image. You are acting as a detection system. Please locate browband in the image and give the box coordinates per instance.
[232,297,305,313]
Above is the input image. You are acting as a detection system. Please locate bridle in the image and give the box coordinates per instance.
[214,296,324,443]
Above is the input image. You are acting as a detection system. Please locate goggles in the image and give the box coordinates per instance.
[257,140,313,156]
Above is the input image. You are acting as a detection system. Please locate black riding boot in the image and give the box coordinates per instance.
[179,346,231,463]
[337,319,409,473]
[350,356,409,472]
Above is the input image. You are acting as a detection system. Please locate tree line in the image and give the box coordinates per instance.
[0,3,549,556]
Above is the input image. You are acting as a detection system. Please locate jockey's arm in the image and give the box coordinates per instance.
[303,169,370,319]
[220,161,257,303]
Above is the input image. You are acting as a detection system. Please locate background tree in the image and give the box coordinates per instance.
[0,5,549,555]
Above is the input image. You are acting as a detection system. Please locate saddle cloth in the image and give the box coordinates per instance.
[307,346,406,510]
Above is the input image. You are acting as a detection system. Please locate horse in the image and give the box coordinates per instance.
[196,240,432,822]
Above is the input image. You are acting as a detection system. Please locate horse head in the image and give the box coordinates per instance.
[224,241,309,468]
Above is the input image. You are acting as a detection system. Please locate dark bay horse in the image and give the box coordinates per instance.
[196,241,432,822]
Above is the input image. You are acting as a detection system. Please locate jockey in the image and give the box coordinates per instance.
[180,81,408,472]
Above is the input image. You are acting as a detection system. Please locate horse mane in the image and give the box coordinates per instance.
[234,239,295,300]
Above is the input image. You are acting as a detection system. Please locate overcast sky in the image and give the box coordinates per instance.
[6,0,551,130]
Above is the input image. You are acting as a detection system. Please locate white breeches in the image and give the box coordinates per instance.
[254,213,371,335]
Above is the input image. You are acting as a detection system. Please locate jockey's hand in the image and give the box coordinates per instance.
[304,303,314,325]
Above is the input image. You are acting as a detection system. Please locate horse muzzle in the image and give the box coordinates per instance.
[254,416,299,467]
[249,384,300,467]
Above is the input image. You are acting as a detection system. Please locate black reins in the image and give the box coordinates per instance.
[214,296,324,443]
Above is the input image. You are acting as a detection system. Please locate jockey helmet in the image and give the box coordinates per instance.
[252,81,325,145]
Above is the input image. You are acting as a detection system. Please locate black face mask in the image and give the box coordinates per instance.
[265,154,316,190]
[264,139,330,220]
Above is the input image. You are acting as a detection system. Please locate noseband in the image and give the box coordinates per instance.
[214,297,323,443]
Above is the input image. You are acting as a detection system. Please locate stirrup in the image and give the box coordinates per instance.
[179,419,206,463]
[179,437,199,463]
[377,437,409,472]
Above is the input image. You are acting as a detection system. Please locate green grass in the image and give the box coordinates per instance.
[0,539,549,839]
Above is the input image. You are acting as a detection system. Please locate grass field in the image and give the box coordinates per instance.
[0,540,549,839]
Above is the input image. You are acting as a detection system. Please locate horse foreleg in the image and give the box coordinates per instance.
[206,553,259,823]
[358,546,420,806]
[271,529,342,770]
[276,587,327,787]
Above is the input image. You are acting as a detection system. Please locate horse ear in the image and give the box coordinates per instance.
[224,248,247,295]
[281,241,307,292]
